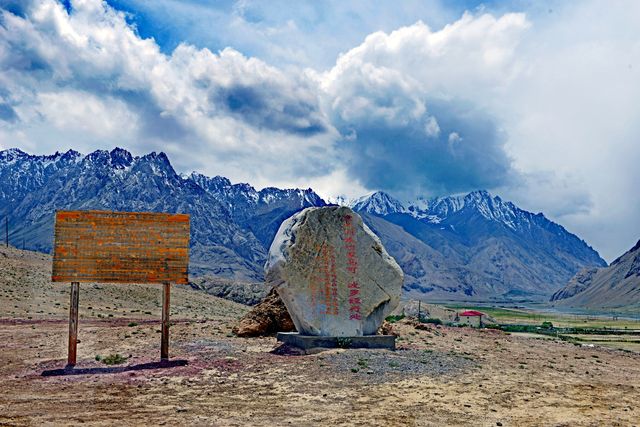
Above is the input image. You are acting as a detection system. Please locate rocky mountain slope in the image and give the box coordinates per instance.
[1,148,606,301]
[343,191,606,301]
[0,148,325,280]
[551,239,640,310]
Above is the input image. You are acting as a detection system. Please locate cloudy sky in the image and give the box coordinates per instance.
[0,0,639,261]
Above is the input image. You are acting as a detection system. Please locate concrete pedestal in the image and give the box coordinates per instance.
[277,332,395,351]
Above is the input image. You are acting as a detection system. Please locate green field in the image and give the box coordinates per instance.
[439,303,640,353]
[443,304,640,330]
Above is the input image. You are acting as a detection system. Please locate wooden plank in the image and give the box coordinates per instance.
[161,282,171,360]
[67,282,79,367]
[52,210,190,284]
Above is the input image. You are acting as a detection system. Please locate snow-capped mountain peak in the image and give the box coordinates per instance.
[0,148,28,163]
[345,189,548,232]
[349,191,406,216]
[327,195,352,206]
[0,147,607,301]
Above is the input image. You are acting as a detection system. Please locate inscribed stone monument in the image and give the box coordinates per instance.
[265,206,403,336]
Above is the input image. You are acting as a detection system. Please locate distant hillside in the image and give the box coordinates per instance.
[551,239,640,311]
[345,191,606,301]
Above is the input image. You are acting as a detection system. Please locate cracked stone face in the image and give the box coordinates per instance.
[265,206,403,336]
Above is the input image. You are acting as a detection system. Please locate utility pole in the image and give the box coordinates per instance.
[5,216,7,248]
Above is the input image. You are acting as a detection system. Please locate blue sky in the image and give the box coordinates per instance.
[104,0,550,68]
[0,0,639,261]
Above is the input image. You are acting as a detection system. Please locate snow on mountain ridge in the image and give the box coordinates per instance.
[0,146,545,233]
[348,189,544,231]
[349,191,407,216]
[0,147,607,299]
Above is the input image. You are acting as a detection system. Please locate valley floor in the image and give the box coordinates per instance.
[1,246,639,426]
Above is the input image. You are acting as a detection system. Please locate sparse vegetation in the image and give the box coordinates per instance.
[101,353,128,365]
[385,314,405,323]
[357,358,369,369]
[336,337,352,348]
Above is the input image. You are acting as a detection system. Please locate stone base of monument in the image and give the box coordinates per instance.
[277,332,396,351]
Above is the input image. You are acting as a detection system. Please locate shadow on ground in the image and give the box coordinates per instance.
[41,359,188,376]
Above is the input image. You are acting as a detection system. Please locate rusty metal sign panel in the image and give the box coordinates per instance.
[52,210,190,284]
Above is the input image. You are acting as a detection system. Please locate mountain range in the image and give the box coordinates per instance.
[342,191,606,301]
[550,239,640,311]
[0,147,606,301]
[0,147,323,281]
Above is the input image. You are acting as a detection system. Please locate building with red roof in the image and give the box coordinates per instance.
[458,310,485,327]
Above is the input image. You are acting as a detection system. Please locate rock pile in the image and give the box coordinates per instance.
[232,288,295,337]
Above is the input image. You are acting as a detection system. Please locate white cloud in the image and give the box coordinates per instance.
[495,1,640,261]
[36,90,138,137]
[425,116,440,137]
[315,13,527,195]
[1,0,640,260]
[321,13,529,101]
[0,0,335,186]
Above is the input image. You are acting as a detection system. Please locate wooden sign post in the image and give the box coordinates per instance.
[51,210,190,367]
[68,282,79,366]
[161,282,171,361]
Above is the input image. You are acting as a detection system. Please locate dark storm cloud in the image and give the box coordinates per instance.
[211,84,327,136]
[333,97,512,195]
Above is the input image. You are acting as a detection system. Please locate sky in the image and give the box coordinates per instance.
[0,0,639,262]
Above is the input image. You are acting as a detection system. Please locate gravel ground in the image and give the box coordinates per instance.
[1,246,640,426]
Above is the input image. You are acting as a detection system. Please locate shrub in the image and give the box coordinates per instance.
[102,353,127,365]
[357,358,369,368]
[385,314,405,323]
[424,318,443,325]
[336,337,352,349]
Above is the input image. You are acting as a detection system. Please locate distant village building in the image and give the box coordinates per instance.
[458,310,485,327]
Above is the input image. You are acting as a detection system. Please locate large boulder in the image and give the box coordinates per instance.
[266,206,403,336]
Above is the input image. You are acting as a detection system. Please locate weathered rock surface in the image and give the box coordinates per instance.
[265,206,403,336]
[232,288,295,337]
[549,267,599,301]
[190,276,268,306]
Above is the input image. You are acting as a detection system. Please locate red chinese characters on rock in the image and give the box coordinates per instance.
[343,214,361,320]
[311,242,339,316]
[323,243,339,315]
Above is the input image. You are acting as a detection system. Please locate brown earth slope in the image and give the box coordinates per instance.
[1,246,639,426]
[552,239,640,312]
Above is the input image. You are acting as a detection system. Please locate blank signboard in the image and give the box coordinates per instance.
[52,210,190,284]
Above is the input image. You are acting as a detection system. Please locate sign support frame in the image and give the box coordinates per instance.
[161,282,171,361]
[52,210,189,369]
[67,281,80,368]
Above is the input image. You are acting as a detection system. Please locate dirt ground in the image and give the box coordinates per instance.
[1,246,639,426]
